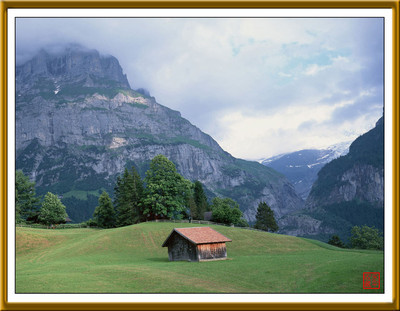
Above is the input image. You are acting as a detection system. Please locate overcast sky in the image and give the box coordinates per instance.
[16,17,384,160]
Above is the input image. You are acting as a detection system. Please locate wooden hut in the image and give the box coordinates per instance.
[162,227,232,262]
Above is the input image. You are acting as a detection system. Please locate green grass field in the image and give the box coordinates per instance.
[16,222,384,293]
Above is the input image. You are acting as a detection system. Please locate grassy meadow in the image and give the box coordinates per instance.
[16,222,384,293]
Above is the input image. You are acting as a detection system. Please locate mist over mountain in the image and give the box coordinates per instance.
[16,45,304,223]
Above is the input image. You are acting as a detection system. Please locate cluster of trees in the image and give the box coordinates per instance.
[328,225,384,250]
[207,199,279,232]
[15,155,281,231]
[19,157,380,252]
[19,157,379,252]
[15,155,252,229]
[91,155,249,229]
[16,170,68,227]
[209,197,248,227]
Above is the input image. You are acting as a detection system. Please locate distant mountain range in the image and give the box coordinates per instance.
[15,45,303,224]
[260,142,351,200]
[279,117,384,242]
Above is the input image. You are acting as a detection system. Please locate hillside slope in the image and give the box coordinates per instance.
[16,223,383,293]
[16,45,303,223]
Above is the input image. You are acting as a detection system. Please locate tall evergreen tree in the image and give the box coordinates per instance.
[93,191,116,228]
[114,166,144,227]
[188,194,197,221]
[15,189,23,223]
[38,192,68,227]
[328,235,345,248]
[143,155,191,220]
[15,170,40,222]
[254,202,279,232]
[192,181,209,220]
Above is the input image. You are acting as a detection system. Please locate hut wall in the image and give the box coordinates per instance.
[197,243,227,261]
[167,233,198,262]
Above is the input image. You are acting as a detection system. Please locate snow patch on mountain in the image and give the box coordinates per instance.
[260,141,351,200]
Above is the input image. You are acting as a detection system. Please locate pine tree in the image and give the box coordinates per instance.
[93,191,116,228]
[143,155,191,220]
[15,170,40,222]
[328,235,345,248]
[15,189,23,224]
[188,195,197,221]
[38,192,68,227]
[192,181,208,220]
[114,166,144,227]
[254,202,279,232]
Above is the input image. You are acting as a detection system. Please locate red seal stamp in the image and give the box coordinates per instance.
[363,272,380,289]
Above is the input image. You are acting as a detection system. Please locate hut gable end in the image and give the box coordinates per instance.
[162,227,232,262]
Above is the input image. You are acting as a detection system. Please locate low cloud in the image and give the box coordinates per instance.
[16,16,384,159]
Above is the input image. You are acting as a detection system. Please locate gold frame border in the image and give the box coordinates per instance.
[0,1,398,310]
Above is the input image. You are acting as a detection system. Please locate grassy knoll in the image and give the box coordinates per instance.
[16,222,384,293]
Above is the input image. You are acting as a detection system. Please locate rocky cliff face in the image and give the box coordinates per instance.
[16,45,304,223]
[16,45,130,93]
[279,117,384,241]
[306,164,383,210]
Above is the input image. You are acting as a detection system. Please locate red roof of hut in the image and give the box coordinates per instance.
[162,227,232,247]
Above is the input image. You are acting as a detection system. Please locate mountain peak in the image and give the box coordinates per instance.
[16,44,131,90]
[16,45,305,225]
[260,142,351,200]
